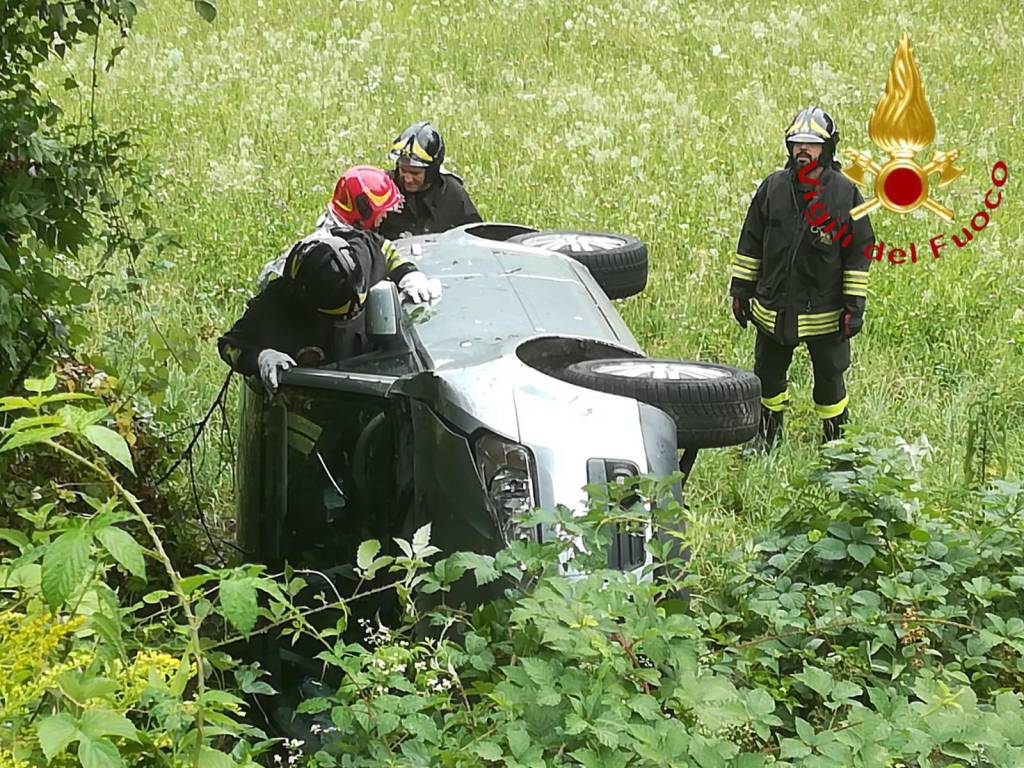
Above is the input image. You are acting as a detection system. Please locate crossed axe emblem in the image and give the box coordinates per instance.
[843,148,964,222]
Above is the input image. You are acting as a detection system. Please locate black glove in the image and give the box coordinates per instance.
[841,310,862,339]
[732,296,750,329]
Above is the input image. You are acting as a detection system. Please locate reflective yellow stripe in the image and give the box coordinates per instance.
[800,325,838,337]
[223,345,242,365]
[732,265,758,281]
[411,137,433,162]
[734,254,761,270]
[750,299,777,332]
[800,309,842,321]
[798,309,842,337]
[815,395,849,420]
[799,316,842,327]
[287,411,323,456]
[383,240,410,273]
[799,321,840,331]
[318,300,353,316]
[810,118,830,138]
[750,299,776,319]
[761,390,789,411]
[843,272,869,297]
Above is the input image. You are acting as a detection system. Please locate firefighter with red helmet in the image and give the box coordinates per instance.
[219,166,441,393]
[375,121,481,240]
[730,107,875,451]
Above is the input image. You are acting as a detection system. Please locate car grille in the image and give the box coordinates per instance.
[586,459,646,571]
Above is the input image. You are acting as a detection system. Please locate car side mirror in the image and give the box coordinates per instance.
[366,280,402,349]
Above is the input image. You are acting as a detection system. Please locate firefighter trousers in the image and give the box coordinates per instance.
[754,331,850,419]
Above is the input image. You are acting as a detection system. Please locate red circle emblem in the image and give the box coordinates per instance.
[883,167,923,207]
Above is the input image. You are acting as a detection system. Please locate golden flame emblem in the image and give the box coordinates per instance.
[843,34,963,221]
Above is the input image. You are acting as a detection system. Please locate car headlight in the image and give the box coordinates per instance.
[473,431,539,544]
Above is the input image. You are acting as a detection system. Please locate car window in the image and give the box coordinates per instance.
[272,387,411,576]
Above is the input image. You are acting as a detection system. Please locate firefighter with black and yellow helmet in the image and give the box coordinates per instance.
[376,121,481,240]
[730,107,875,451]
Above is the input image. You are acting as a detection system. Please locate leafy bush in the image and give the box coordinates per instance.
[0,381,276,767]
[290,436,1024,767]
[4,383,1023,767]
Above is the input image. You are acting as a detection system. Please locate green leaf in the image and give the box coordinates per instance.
[37,713,79,760]
[507,726,530,759]
[0,528,30,551]
[413,523,432,554]
[78,736,123,768]
[0,396,33,412]
[356,539,381,572]
[179,573,217,594]
[194,0,217,22]
[472,742,503,761]
[794,717,816,745]
[198,747,234,768]
[83,425,134,473]
[1,427,68,452]
[58,672,120,703]
[79,710,138,741]
[452,552,500,586]
[794,665,834,698]
[847,543,875,566]
[42,529,92,608]
[25,374,57,393]
[830,680,863,701]
[69,284,92,304]
[296,697,331,714]
[42,393,98,404]
[95,527,146,579]
[220,576,259,634]
[813,537,848,561]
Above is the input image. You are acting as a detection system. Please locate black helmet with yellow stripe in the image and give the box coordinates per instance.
[284,233,368,318]
[388,121,446,176]
[785,107,840,167]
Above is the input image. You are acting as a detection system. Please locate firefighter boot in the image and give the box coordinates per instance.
[822,408,849,443]
[744,406,784,456]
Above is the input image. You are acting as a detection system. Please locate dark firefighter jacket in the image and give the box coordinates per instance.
[218,228,417,376]
[730,164,875,346]
[377,170,481,240]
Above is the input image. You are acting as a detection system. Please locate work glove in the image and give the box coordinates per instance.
[841,310,863,339]
[398,270,442,304]
[257,349,295,395]
[731,296,750,329]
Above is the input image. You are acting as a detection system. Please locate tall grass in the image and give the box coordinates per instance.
[48,0,1024,561]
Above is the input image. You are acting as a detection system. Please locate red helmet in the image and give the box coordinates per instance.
[329,165,403,230]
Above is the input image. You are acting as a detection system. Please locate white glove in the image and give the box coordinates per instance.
[398,270,442,304]
[257,349,295,395]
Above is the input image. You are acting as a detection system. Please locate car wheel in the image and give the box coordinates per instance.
[508,230,648,299]
[559,358,760,449]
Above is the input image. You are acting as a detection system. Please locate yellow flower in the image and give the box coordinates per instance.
[0,611,90,719]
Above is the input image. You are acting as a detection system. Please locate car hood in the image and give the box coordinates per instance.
[395,227,642,371]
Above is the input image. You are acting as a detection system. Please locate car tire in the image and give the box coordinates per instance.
[559,358,761,449]
[508,230,648,299]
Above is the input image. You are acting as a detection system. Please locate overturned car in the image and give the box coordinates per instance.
[235,223,760,586]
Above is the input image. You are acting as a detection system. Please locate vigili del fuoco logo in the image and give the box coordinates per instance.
[841,34,1008,266]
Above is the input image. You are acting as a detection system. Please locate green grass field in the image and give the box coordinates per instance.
[51,0,1024,563]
